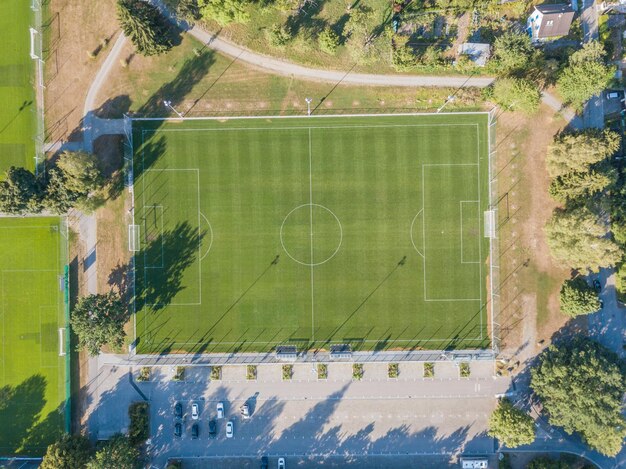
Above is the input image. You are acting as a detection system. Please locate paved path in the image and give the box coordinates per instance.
[581,0,605,129]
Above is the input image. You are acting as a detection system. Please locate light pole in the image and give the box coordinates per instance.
[163,100,184,118]
[437,95,454,113]
[305,97,313,116]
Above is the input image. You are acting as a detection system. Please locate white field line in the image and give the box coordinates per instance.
[131,111,491,121]
[308,128,315,343]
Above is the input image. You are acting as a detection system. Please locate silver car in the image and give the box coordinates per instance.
[217,401,224,419]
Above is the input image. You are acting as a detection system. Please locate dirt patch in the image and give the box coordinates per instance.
[44,0,119,144]
[495,106,570,364]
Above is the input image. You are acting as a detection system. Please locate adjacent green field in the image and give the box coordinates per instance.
[0,217,67,456]
[0,0,37,174]
[133,114,491,354]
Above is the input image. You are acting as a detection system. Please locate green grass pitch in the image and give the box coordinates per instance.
[0,217,68,455]
[0,0,37,174]
[132,113,492,354]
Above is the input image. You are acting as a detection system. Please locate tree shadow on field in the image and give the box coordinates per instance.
[0,374,48,455]
[134,221,205,313]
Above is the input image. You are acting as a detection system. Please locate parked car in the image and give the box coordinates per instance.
[191,402,199,420]
[260,456,269,469]
[593,279,602,292]
[278,458,286,469]
[191,423,199,439]
[208,419,217,438]
[226,420,234,438]
[599,299,604,310]
[217,402,225,419]
[174,402,182,418]
[241,404,250,419]
[174,422,182,437]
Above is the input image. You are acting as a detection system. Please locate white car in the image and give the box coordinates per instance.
[191,402,199,420]
[278,458,285,469]
[216,401,224,419]
[226,420,234,438]
[241,404,250,419]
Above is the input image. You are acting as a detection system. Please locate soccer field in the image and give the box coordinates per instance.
[0,217,68,455]
[0,0,38,174]
[132,114,493,354]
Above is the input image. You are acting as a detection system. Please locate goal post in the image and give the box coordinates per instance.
[58,328,66,356]
[129,224,140,252]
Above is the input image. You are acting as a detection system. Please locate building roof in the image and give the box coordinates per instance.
[458,43,491,67]
[534,3,576,38]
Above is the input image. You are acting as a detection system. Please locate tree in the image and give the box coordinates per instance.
[545,206,622,272]
[117,0,172,56]
[492,32,537,76]
[344,5,378,63]
[546,129,620,178]
[43,168,80,214]
[488,398,536,448]
[526,457,575,469]
[86,434,139,469]
[548,166,617,203]
[491,77,541,114]
[200,0,249,26]
[0,166,43,214]
[559,277,601,317]
[41,433,92,469]
[71,292,129,356]
[557,41,615,109]
[267,24,292,48]
[530,338,626,456]
[392,45,416,71]
[56,151,103,199]
[318,27,339,55]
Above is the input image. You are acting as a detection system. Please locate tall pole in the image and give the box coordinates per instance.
[305,97,312,116]
[437,95,454,113]
[163,100,184,118]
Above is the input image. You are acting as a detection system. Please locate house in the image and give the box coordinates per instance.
[458,43,491,67]
[527,3,576,42]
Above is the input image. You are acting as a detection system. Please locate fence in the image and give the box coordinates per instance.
[59,218,71,433]
[487,108,501,355]
[30,0,45,175]
[123,114,138,354]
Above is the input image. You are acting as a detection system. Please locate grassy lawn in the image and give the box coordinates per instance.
[98,34,483,119]
[0,0,37,174]
[0,217,68,456]
[132,113,491,354]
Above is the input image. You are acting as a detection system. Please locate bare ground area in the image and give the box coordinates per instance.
[495,106,571,369]
[44,0,118,144]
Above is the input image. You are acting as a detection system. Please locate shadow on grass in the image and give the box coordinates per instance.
[0,374,64,456]
[135,221,205,313]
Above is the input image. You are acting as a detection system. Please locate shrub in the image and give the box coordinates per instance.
[267,24,292,48]
[128,402,149,445]
[352,363,364,380]
[318,28,339,54]
[137,367,150,382]
[459,362,470,378]
[392,45,416,71]
[388,363,399,378]
[173,366,185,381]
[317,363,328,379]
[282,364,293,380]
[210,366,222,380]
[424,362,434,378]
[246,365,257,380]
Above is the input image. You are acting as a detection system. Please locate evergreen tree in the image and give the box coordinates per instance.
[117,0,173,56]
[488,398,536,448]
[0,167,43,214]
[559,277,601,317]
[41,434,92,469]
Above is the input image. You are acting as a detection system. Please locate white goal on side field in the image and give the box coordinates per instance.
[58,328,66,356]
[129,224,140,252]
[484,210,496,239]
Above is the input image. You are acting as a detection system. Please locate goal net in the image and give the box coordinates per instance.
[484,210,496,239]
[129,224,140,252]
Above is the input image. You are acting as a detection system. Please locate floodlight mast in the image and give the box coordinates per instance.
[305,97,313,116]
[437,95,454,113]
[163,100,184,118]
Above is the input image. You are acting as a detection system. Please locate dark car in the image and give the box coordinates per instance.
[208,419,217,438]
[174,422,182,437]
[174,402,182,418]
[261,456,268,469]
[593,279,602,292]
[191,423,199,439]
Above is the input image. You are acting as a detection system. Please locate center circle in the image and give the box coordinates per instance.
[280,204,343,266]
